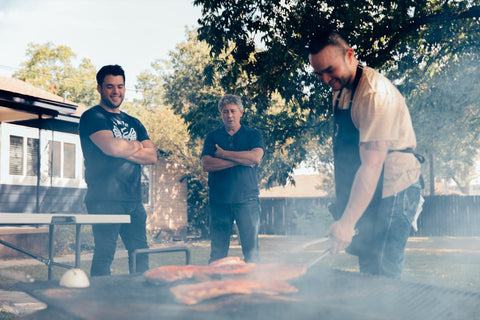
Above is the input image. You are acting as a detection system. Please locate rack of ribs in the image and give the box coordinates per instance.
[170,278,299,305]
[143,257,255,284]
[143,256,307,304]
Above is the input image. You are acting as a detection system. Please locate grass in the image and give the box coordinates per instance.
[1,235,479,293]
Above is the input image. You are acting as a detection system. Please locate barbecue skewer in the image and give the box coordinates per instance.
[290,237,329,253]
[305,248,331,269]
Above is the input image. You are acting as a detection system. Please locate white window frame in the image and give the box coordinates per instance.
[0,123,86,188]
[42,130,86,188]
[141,165,152,206]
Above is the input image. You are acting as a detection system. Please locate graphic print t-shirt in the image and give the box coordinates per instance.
[79,105,150,202]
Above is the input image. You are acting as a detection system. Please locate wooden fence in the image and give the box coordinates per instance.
[259,195,480,237]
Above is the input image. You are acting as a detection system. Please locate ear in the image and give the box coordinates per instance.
[345,48,355,64]
[97,85,101,95]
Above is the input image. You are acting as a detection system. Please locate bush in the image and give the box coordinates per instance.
[53,225,95,255]
[291,206,334,237]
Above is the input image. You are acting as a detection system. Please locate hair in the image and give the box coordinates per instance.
[307,29,350,55]
[218,94,244,112]
[96,65,125,86]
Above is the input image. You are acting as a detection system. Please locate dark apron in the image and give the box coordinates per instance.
[330,66,382,257]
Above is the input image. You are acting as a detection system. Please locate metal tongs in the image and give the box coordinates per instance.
[290,237,329,253]
[306,248,331,269]
[290,237,332,269]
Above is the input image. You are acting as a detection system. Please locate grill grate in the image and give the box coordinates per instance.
[16,268,480,320]
[294,267,480,320]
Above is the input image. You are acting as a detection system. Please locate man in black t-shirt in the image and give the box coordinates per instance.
[201,94,264,263]
[79,65,157,276]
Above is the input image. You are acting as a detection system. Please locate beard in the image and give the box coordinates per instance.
[101,97,123,109]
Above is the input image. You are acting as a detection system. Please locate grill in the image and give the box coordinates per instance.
[16,265,480,320]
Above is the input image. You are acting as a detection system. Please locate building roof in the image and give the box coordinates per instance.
[0,76,82,124]
[259,174,328,198]
[0,76,71,103]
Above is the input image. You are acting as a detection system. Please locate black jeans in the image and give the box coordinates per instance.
[209,199,260,264]
[85,201,149,276]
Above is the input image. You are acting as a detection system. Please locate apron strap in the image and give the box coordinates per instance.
[388,147,425,164]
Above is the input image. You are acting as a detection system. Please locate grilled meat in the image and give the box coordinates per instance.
[143,257,255,284]
[170,279,298,305]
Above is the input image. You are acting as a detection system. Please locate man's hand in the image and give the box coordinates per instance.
[90,130,142,158]
[326,219,356,254]
[215,144,255,167]
[214,144,225,159]
[213,144,263,167]
[325,141,387,255]
[126,140,157,165]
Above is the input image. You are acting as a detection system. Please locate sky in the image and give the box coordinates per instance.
[0,0,202,96]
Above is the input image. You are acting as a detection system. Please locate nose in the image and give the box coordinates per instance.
[320,73,331,85]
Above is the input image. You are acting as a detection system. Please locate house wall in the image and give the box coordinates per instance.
[0,185,86,213]
[147,158,188,240]
[0,122,189,259]
[0,123,87,213]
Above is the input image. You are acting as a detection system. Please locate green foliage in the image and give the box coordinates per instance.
[406,49,480,193]
[291,205,334,237]
[162,28,225,114]
[53,225,95,255]
[13,42,98,107]
[0,312,16,320]
[192,0,480,194]
[128,103,212,237]
[134,61,166,109]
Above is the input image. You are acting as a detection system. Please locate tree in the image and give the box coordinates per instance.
[13,42,98,107]
[134,60,166,110]
[407,49,480,194]
[123,98,211,237]
[135,28,322,235]
[382,11,480,194]
[160,28,329,188]
[191,0,480,191]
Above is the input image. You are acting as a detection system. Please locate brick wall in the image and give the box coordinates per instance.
[146,158,188,240]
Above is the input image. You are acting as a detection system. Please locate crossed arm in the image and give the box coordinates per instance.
[201,144,264,172]
[326,141,387,254]
[89,130,157,165]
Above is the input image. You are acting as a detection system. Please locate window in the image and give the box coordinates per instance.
[9,135,39,176]
[64,143,76,179]
[141,165,152,205]
[26,138,39,176]
[9,136,23,175]
[1,124,85,188]
[48,141,61,177]
[48,141,76,179]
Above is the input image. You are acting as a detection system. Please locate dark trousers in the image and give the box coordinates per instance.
[85,201,149,276]
[209,199,260,264]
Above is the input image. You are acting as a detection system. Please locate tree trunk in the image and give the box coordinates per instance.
[429,152,435,195]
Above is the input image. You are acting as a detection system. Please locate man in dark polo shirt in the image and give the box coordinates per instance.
[201,94,264,263]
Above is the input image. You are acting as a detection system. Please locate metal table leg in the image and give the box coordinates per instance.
[132,247,191,273]
[75,224,81,268]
